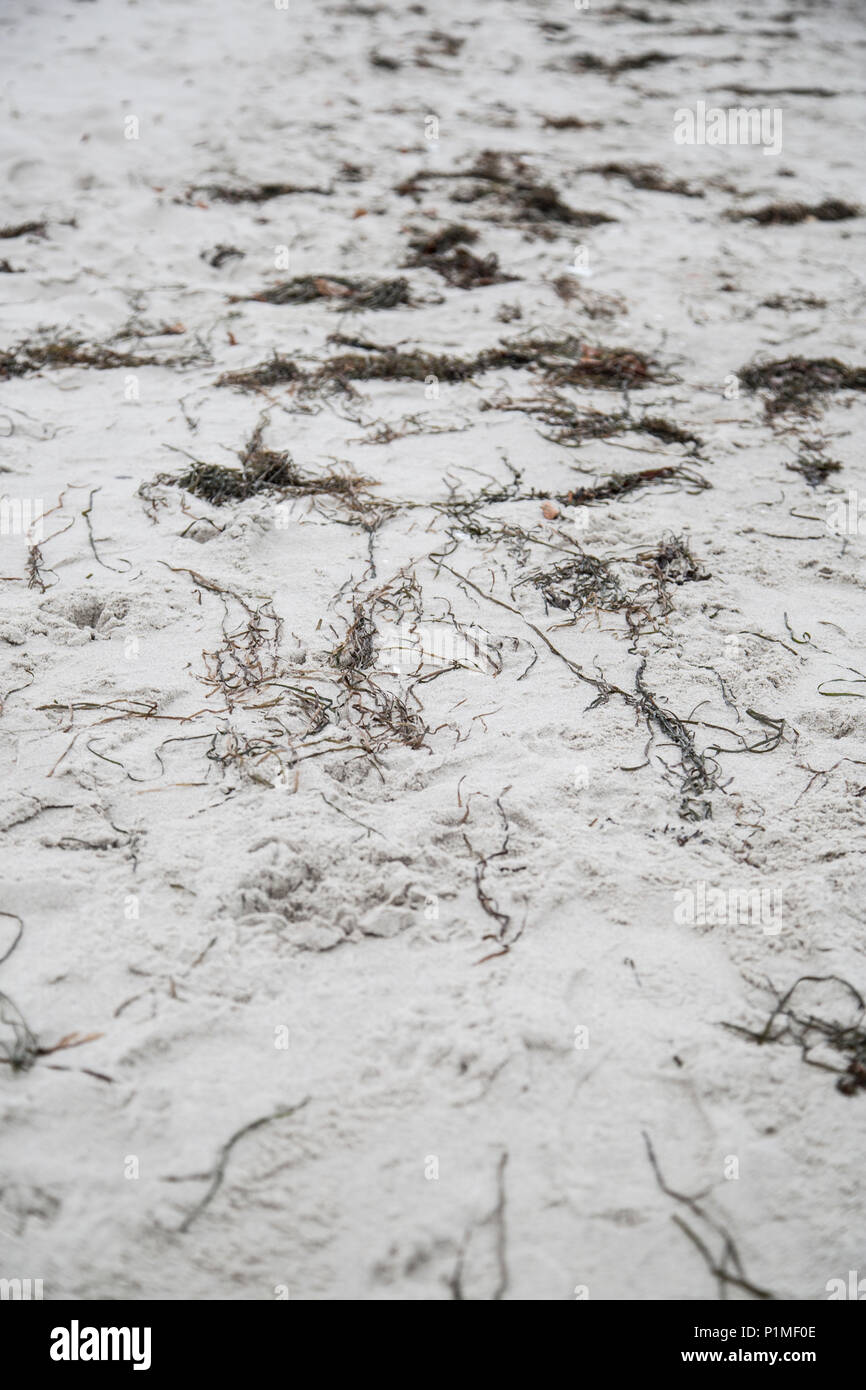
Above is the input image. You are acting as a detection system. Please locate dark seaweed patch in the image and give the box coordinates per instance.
[397,151,615,229]
[217,355,304,391]
[406,224,477,257]
[562,465,706,506]
[729,198,859,225]
[188,181,331,204]
[369,50,401,70]
[638,535,710,585]
[484,395,695,450]
[716,84,838,98]
[545,346,655,389]
[637,416,701,448]
[585,162,703,197]
[404,225,516,289]
[201,244,245,268]
[0,221,47,239]
[567,50,674,75]
[0,334,162,379]
[522,553,627,616]
[541,115,604,130]
[218,335,661,394]
[147,420,369,506]
[235,275,413,310]
[415,30,464,63]
[786,443,842,487]
[760,292,826,310]
[740,356,866,417]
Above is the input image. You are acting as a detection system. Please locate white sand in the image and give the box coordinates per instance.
[0,0,864,1300]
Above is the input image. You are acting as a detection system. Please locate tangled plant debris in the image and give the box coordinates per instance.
[585,162,703,197]
[544,345,657,389]
[0,335,162,378]
[218,335,662,395]
[729,198,859,225]
[562,465,708,507]
[638,535,710,585]
[233,275,414,310]
[483,393,702,452]
[186,180,332,203]
[760,292,827,311]
[726,976,866,1096]
[0,220,47,239]
[541,114,604,130]
[396,151,615,230]
[518,551,629,617]
[201,244,245,268]
[740,356,866,417]
[787,442,842,487]
[145,419,370,506]
[566,50,674,75]
[404,225,517,289]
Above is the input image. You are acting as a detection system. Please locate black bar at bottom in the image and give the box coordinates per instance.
[2,1297,861,1375]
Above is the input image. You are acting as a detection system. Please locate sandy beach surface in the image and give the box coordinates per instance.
[1,0,865,1300]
